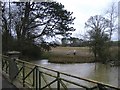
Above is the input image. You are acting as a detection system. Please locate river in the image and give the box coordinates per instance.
[31,59,119,88]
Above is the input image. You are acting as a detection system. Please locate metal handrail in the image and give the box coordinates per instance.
[1,55,120,90]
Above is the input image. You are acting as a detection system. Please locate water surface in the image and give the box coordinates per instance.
[31,60,119,87]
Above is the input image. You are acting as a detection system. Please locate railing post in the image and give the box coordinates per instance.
[57,72,60,90]
[97,84,107,90]
[23,62,25,87]
[36,66,38,90]
[2,59,4,70]
[6,61,9,74]
[39,71,41,90]
[33,67,35,87]
[5,61,8,73]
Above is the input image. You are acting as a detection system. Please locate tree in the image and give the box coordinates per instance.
[104,2,119,64]
[69,37,80,47]
[85,15,110,62]
[2,2,14,52]
[2,2,75,58]
[105,2,118,40]
[61,38,68,46]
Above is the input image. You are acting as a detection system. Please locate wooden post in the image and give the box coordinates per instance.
[33,68,35,87]
[6,61,9,74]
[57,72,60,90]
[97,84,107,90]
[23,62,25,87]
[39,71,41,90]
[36,66,38,90]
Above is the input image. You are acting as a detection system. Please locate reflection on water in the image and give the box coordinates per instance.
[39,59,49,64]
[31,60,119,87]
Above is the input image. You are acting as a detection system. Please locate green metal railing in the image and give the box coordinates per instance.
[1,55,120,90]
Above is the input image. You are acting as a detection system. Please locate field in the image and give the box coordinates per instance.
[42,47,95,63]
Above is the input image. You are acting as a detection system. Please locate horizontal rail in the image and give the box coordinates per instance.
[60,78,89,89]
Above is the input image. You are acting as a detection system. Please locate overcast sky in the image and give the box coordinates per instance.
[55,0,119,40]
[3,0,119,40]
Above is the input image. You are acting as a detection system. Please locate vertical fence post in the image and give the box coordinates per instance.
[6,61,9,74]
[57,72,60,90]
[97,84,106,90]
[39,71,41,90]
[23,62,25,87]
[5,61,8,73]
[36,66,38,90]
[33,68,35,87]
[2,59,4,70]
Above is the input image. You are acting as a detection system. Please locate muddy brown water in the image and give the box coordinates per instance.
[31,60,119,88]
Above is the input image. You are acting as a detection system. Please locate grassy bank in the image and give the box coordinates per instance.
[20,46,118,64]
[48,54,94,63]
[42,47,95,63]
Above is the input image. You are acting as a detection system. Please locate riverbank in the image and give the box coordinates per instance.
[19,46,118,64]
[48,54,94,63]
[41,46,119,64]
[42,47,95,63]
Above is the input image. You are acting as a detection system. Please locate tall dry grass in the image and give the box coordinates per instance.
[43,47,94,63]
[42,46,119,64]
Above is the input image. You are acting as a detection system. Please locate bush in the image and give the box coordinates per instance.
[21,44,42,59]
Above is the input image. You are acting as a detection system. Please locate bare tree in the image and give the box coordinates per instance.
[85,15,110,62]
[105,2,118,40]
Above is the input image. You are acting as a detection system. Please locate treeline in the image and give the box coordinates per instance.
[61,37,119,47]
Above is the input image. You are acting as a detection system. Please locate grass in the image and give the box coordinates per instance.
[41,46,119,64]
[48,54,94,63]
[19,46,119,64]
[109,46,119,61]
[42,46,95,63]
